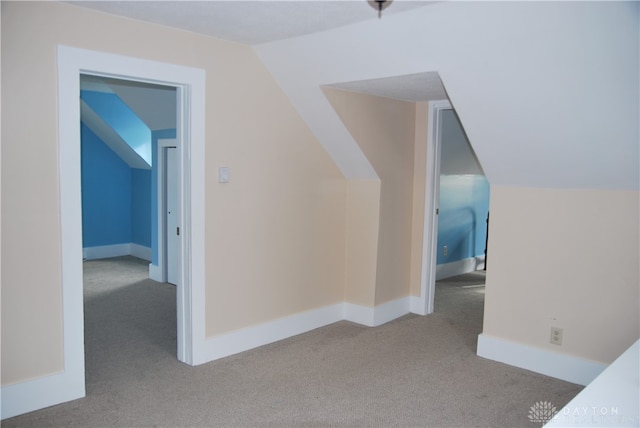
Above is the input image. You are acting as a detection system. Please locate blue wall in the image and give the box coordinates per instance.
[437,175,490,265]
[81,123,152,250]
[131,168,151,247]
[81,90,152,165]
[81,124,132,247]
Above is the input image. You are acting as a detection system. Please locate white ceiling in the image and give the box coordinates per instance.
[74,0,447,147]
[67,1,446,102]
[106,79,177,131]
[68,1,435,46]
[326,71,447,102]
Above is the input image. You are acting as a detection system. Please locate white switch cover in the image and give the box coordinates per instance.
[218,167,230,183]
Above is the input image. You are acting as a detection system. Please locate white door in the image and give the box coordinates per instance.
[166,147,179,285]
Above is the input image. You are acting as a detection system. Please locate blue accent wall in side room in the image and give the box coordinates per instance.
[81,123,132,247]
[151,129,177,265]
[81,90,152,166]
[131,168,152,248]
[436,175,490,265]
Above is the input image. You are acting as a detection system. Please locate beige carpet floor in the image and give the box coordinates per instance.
[3,257,582,427]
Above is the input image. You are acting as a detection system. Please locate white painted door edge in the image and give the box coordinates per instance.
[414,100,451,316]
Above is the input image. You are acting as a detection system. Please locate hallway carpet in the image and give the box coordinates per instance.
[3,258,581,427]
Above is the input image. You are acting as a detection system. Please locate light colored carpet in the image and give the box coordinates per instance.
[3,258,582,427]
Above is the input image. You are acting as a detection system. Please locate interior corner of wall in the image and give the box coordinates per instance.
[344,178,381,307]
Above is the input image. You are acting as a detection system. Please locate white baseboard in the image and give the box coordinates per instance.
[410,296,428,316]
[83,243,130,260]
[7,299,609,420]
[196,298,413,365]
[1,296,416,418]
[1,371,85,420]
[83,243,151,262]
[129,244,152,261]
[477,333,606,386]
[436,255,484,280]
[344,297,410,327]
[196,303,344,364]
[148,263,162,282]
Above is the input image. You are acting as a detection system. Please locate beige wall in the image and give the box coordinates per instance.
[484,186,640,363]
[323,88,417,306]
[1,1,346,385]
[344,179,380,306]
[3,0,637,395]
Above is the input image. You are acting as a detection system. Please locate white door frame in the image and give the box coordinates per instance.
[156,139,178,284]
[416,100,452,315]
[57,46,206,404]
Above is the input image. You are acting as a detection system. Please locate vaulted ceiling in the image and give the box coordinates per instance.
[67,1,638,189]
[80,74,176,169]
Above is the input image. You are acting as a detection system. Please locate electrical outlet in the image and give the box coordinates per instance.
[550,326,563,346]
[443,246,448,256]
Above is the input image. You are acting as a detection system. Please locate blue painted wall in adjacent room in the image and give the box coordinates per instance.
[131,168,152,248]
[436,175,490,265]
[437,109,490,266]
[81,123,132,247]
[81,123,152,252]
[81,90,152,165]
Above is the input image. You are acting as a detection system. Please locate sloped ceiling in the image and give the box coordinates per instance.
[81,74,176,131]
[70,1,639,189]
[80,99,151,170]
[325,72,447,103]
[80,75,176,169]
[255,1,639,188]
[106,79,176,131]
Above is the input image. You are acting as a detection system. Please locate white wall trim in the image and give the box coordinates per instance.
[477,333,607,386]
[410,296,426,314]
[155,139,178,284]
[342,303,375,326]
[129,243,152,261]
[148,263,162,282]
[344,297,411,327]
[5,44,208,421]
[195,298,413,365]
[196,304,344,364]
[7,44,93,422]
[436,256,484,281]
[415,100,452,316]
[83,243,129,260]
[1,372,84,420]
[374,297,410,325]
[58,44,206,370]
[82,243,151,261]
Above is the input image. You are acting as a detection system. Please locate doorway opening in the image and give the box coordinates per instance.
[79,73,180,382]
[79,74,176,270]
[419,100,490,316]
[78,70,186,360]
[58,46,206,401]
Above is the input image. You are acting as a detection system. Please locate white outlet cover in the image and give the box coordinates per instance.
[218,166,230,183]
